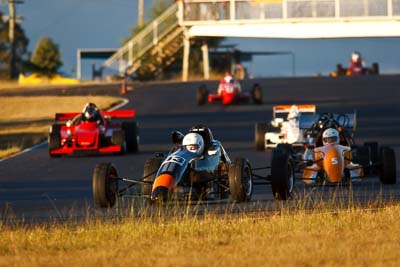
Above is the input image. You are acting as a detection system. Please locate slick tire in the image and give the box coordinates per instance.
[255,122,267,151]
[122,121,139,153]
[251,84,263,105]
[228,158,253,202]
[380,147,396,184]
[112,130,126,155]
[197,84,208,106]
[143,157,164,197]
[92,163,119,208]
[271,148,295,200]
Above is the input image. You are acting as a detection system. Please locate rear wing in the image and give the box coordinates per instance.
[299,112,357,131]
[55,112,81,121]
[55,109,136,121]
[273,104,316,117]
[101,109,135,119]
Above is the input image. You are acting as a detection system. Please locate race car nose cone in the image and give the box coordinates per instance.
[151,186,169,203]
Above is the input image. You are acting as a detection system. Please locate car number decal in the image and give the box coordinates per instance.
[164,155,186,166]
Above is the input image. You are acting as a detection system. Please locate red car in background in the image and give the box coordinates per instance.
[197,74,262,105]
[48,109,139,157]
[330,51,379,77]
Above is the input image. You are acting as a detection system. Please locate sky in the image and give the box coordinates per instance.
[1,0,400,80]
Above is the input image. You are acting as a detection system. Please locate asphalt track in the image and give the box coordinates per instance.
[1,75,400,222]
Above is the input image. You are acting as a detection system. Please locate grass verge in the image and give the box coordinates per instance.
[0,96,123,159]
[0,204,399,266]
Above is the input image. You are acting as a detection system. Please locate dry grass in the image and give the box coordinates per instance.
[0,205,399,267]
[0,96,123,159]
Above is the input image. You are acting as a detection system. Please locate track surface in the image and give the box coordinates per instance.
[1,76,400,221]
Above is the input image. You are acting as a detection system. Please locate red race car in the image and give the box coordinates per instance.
[330,51,379,77]
[197,74,262,105]
[48,103,139,157]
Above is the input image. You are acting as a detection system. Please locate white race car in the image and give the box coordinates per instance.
[254,104,316,150]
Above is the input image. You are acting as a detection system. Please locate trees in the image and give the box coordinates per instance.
[30,36,62,76]
[0,11,29,79]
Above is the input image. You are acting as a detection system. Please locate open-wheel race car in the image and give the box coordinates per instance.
[265,112,397,200]
[254,104,316,151]
[197,74,262,105]
[48,103,139,157]
[92,125,253,207]
[330,51,379,77]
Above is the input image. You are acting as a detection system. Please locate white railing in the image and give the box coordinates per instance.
[180,0,400,24]
[103,3,179,73]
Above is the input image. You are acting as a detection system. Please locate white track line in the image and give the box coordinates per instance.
[0,98,130,163]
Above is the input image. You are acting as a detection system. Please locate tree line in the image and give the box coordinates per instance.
[0,10,62,80]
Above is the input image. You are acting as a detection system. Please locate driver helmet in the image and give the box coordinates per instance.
[322,128,339,145]
[182,133,204,154]
[351,51,361,62]
[83,102,98,121]
[224,73,234,84]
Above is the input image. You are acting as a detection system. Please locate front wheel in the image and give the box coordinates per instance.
[251,84,263,104]
[142,157,163,197]
[92,163,119,208]
[228,158,253,202]
[271,148,295,200]
[197,84,208,106]
[380,147,396,184]
[255,122,267,151]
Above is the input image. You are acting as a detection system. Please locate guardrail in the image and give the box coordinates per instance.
[179,0,400,24]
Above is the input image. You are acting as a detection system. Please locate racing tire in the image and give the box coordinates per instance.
[143,157,164,197]
[228,158,253,202]
[48,133,61,151]
[92,162,119,208]
[255,122,267,151]
[251,84,263,105]
[197,84,208,106]
[271,148,295,200]
[352,146,371,166]
[122,121,139,153]
[112,130,126,155]
[364,142,379,164]
[276,143,294,154]
[379,147,396,184]
[370,63,379,75]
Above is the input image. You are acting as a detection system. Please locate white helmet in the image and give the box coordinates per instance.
[351,51,361,62]
[224,74,233,84]
[182,133,204,154]
[322,128,339,145]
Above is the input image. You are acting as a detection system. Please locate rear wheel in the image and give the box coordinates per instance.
[364,142,379,164]
[143,157,163,197]
[352,145,371,166]
[370,63,379,75]
[48,124,62,157]
[271,148,295,200]
[123,121,139,152]
[251,84,263,104]
[112,130,126,155]
[255,122,267,151]
[380,147,396,184]
[228,158,252,202]
[92,163,119,208]
[197,84,208,106]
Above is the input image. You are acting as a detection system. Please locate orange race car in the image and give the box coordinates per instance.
[265,112,396,200]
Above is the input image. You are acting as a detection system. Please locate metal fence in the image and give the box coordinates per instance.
[180,0,400,23]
